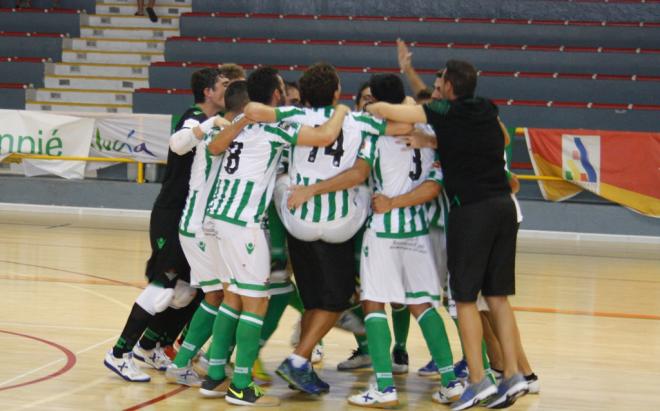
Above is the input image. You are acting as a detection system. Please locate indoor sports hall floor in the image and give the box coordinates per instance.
[1,209,659,410]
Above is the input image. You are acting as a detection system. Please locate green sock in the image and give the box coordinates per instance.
[350,303,369,353]
[288,283,305,314]
[259,291,292,351]
[173,301,217,368]
[268,204,287,263]
[417,308,456,386]
[365,311,394,391]
[232,312,264,389]
[391,305,410,352]
[207,304,240,380]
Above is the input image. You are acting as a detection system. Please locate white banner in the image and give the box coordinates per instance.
[0,110,94,179]
[83,112,171,171]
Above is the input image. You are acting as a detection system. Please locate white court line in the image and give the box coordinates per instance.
[0,321,117,333]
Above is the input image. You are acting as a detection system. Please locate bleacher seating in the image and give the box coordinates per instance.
[0,83,28,109]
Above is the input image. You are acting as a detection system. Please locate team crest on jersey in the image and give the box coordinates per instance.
[197,241,206,252]
[363,246,369,257]
[245,242,255,255]
[278,121,294,132]
[156,237,166,250]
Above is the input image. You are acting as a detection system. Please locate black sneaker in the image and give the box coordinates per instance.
[225,382,280,406]
[199,376,229,398]
[145,6,158,22]
[391,349,409,374]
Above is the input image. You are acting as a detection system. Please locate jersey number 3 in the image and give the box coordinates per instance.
[224,142,244,174]
[409,149,422,181]
[307,132,344,167]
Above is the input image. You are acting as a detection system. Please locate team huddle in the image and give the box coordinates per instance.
[103,43,539,410]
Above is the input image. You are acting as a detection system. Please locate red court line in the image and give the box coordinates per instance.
[0,329,77,392]
[513,306,660,321]
[123,386,189,411]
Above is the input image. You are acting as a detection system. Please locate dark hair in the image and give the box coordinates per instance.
[369,73,405,104]
[218,63,246,80]
[299,62,339,108]
[191,68,221,103]
[224,80,249,113]
[415,89,433,102]
[439,60,478,98]
[247,66,281,104]
[355,81,370,106]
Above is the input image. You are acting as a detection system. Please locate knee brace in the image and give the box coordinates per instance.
[170,279,197,308]
[136,283,174,315]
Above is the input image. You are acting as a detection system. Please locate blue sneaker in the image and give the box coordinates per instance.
[275,358,321,395]
[418,359,440,377]
[450,377,497,411]
[486,373,528,409]
[311,369,330,393]
[454,358,469,380]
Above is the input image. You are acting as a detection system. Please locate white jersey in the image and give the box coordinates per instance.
[413,123,450,230]
[178,118,224,237]
[358,134,443,238]
[205,118,300,228]
[274,106,387,223]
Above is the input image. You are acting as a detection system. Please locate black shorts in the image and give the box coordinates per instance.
[446,194,518,302]
[145,206,190,287]
[287,233,357,312]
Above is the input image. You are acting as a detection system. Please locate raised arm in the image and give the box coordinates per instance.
[296,104,350,147]
[243,102,277,123]
[397,39,429,96]
[169,116,215,155]
[287,159,371,209]
[372,180,441,214]
[207,116,252,155]
[366,102,427,124]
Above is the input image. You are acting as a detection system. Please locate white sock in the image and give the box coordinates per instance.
[288,353,309,368]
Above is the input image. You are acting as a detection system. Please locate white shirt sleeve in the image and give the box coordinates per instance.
[169,117,216,155]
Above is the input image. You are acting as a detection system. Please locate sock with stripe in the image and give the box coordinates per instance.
[365,310,394,391]
[207,304,240,380]
[112,303,153,357]
[139,326,161,350]
[417,307,457,386]
[232,312,264,389]
[259,291,292,352]
[173,300,218,368]
[288,283,305,314]
[391,305,410,352]
[350,303,369,354]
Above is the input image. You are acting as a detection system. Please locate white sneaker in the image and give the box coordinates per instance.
[165,363,202,387]
[347,384,398,408]
[526,373,540,394]
[132,343,172,371]
[311,342,324,364]
[193,353,209,377]
[337,349,372,371]
[290,316,301,347]
[104,350,150,382]
[432,380,465,404]
[335,310,366,335]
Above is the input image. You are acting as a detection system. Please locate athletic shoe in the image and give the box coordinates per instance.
[132,343,172,371]
[225,382,280,406]
[418,359,440,377]
[145,6,158,22]
[391,349,409,375]
[104,350,150,382]
[337,349,372,371]
[252,357,273,385]
[486,373,528,409]
[275,358,321,395]
[525,373,540,394]
[454,358,469,380]
[290,317,301,347]
[450,377,497,411]
[193,353,209,377]
[432,379,465,404]
[490,368,503,384]
[311,342,324,364]
[335,310,366,335]
[165,363,202,387]
[311,369,330,393]
[347,384,398,408]
[199,376,230,398]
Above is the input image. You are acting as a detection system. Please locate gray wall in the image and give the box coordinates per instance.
[0,87,26,109]
[0,61,45,88]
[0,11,80,36]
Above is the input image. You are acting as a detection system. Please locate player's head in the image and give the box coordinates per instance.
[191,68,224,107]
[299,62,340,108]
[354,82,373,111]
[218,63,246,82]
[369,73,405,104]
[224,80,249,115]
[285,81,301,107]
[247,66,285,106]
[434,60,477,100]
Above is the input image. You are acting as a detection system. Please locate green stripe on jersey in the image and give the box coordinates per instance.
[327,191,337,221]
[234,181,254,221]
[179,190,197,235]
[341,189,349,218]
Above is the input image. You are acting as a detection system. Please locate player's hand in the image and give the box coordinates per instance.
[396,132,435,149]
[372,193,394,214]
[397,39,413,73]
[287,185,315,209]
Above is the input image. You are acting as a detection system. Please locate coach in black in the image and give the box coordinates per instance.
[365,60,528,410]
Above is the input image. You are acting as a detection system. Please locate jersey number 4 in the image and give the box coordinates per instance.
[224,142,244,174]
[307,132,345,167]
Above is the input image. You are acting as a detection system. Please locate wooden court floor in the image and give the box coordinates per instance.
[1,210,659,410]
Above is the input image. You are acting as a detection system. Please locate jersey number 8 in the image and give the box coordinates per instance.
[224,142,244,174]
